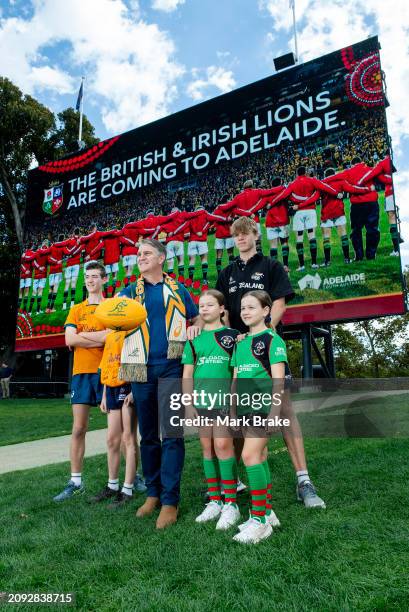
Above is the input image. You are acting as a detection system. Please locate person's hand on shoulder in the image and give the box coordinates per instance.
[187,325,201,340]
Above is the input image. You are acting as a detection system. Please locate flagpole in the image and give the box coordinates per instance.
[78,76,85,144]
[290,0,299,63]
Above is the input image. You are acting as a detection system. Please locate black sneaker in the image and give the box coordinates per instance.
[108,491,133,509]
[87,486,118,504]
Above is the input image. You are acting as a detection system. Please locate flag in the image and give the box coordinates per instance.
[75,80,83,111]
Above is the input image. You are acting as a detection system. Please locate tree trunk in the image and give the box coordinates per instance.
[361,322,379,378]
[0,161,23,250]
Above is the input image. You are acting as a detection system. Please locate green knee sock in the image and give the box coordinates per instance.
[203,457,222,504]
[218,457,238,505]
[262,459,272,517]
[246,463,267,523]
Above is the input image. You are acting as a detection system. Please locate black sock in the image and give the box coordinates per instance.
[323,238,331,264]
[216,258,222,273]
[281,242,289,267]
[390,224,399,252]
[270,248,278,260]
[296,243,304,267]
[341,235,350,260]
[309,238,317,265]
[188,265,195,280]
[202,262,208,282]
[228,254,235,263]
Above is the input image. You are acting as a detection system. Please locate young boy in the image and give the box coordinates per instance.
[88,329,145,506]
[53,261,109,502]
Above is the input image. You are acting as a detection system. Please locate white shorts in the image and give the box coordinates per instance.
[105,262,119,274]
[321,215,346,228]
[215,237,235,250]
[167,240,184,259]
[20,277,32,289]
[49,272,62,286]
[385,195,395,212]
[122,255,137,268]
[64,264,80,280]
[266,225,290,240]
[293,209,317,232]
[188,241,208,257]
[33,277,46,292]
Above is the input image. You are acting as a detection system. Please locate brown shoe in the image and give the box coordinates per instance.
[135,496,160,518]
[156,505,178,529]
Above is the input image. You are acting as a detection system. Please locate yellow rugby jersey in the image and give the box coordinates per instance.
[99,330,127,387]
[65,300,106,375]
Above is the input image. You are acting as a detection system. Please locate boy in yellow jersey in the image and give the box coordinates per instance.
[88,330,145,506]
[54,261,109,502]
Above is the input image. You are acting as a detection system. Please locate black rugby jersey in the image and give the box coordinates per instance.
[216,253,295,333]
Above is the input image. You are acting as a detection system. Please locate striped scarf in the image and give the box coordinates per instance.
[119,273,187,382]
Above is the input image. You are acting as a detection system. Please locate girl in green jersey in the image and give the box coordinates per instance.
[182,289,241,531]
[231,290,287,544]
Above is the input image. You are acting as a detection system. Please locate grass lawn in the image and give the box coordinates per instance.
[0,399,106,446]
[1,436,408,610]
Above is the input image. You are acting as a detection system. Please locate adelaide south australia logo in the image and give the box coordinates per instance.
[43,184,63,215]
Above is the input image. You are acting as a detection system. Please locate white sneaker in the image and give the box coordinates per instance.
[311,263,319,269]
[233,518,273,544]
[238,510,280,531]
[389,251,399,256]
[195,501,222,523]
[215,502,241,530]
[296,265,305,272]
[237,479,247,494]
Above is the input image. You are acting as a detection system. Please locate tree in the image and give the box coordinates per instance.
[0,78,99,355]
[0,78,99,249]
[0,78,55,249]
[51,107,99,158]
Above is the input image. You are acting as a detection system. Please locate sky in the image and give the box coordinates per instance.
[1,0,409,261]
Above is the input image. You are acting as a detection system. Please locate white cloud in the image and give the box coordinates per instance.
[0,0,184,132]
[187,66,236,101]
[28,65,74,93]
[151,0,185,12]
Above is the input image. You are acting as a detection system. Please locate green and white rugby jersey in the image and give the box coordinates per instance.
[182,327,239,412]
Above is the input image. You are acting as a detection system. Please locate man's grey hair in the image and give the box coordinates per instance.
[139,238,167,262]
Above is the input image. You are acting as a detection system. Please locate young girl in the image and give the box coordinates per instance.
[231,290,287,544]
[88,330,145,506]
[182,289,241,530]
